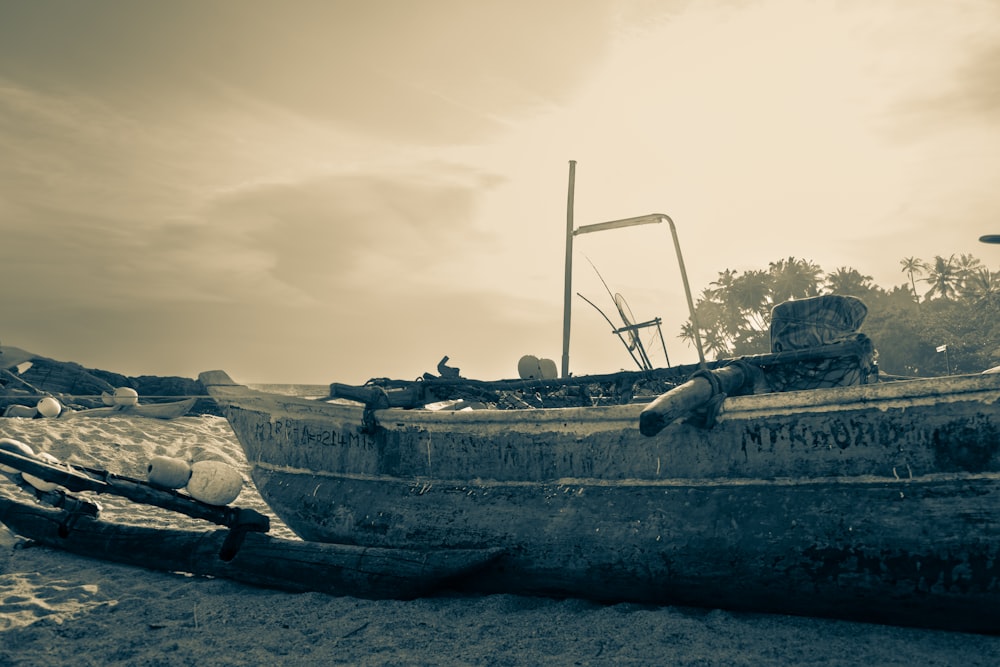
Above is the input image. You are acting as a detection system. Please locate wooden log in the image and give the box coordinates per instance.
[328,382,423,408]
[639,365,751,436]
[639,341,870,436]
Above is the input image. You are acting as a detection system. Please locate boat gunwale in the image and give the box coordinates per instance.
[205,371,1000,428]
[249,460,1000,487]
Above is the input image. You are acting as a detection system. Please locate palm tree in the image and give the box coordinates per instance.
[899,256,926,304]
[730,269,772,332]
[693,298,735,356]
[956,253,984,294]
[684,268,773,358]
[768,257,822,304]
[824,267,875,297]
[706,269,744,341]
[922,255,962,301]
[707,269,739,299]
[956,253,983,276]
[677,319,731,359]
[962,267,999,307]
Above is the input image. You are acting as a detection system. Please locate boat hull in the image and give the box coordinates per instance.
[0,496,500,599]
[62,398,197,419]
[201,370,1000,633]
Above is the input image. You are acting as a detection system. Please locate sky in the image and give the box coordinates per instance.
[2,0,1000,385]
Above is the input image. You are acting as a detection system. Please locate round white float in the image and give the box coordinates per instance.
[0,438,35,473]
[147,456,193,489]
[186,460,243,505]
[36,396,62,418]
[517,354,543,380]
[22,451,63,492]
[112,387,140,406]
[147,456,192,489]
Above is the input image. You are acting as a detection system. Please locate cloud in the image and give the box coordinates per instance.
[0,1,617,144]
[6,0,1000,384]
[199,164,505,296]
[854,0,1000,139]
[910,39,1000,126]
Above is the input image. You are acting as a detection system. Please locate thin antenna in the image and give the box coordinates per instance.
[583,254,616,305]
[576,292,645,370]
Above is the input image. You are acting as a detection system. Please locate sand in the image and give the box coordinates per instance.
[0,415,998,666]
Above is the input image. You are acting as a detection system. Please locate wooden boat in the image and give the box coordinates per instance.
[0,497,500,599]
[60,398,197,420]
[3,396,196,419]
[200,361,1000,634]
[0,448,500,599]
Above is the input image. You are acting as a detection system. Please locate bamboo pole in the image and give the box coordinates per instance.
[561,160,577,378]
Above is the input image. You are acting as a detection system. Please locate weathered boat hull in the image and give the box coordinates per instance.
[200,370,1000,633]
[0,496,500,599]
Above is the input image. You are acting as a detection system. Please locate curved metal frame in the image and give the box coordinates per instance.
[561,161,706,377]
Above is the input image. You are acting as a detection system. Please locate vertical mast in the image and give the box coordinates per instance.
[561,160,577,378]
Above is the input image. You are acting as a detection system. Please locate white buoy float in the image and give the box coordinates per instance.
[538,358,558,380]
[112,387,140,407]
[517,354,543,380]
[147,455,193,489]
[36,396,62,418]
[185,460,243,505]
[0,438,35,473]
[518,355,558,380]
[22,451,64,492]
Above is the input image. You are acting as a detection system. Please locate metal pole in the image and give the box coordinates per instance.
[561,160,577,378]
[663,216,707,369]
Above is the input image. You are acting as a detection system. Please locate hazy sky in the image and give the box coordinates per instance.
[2,0,999,384]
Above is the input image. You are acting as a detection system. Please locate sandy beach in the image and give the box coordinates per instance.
[1,415,998,666]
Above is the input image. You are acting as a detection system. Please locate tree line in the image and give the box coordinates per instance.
[680,254,1000,376]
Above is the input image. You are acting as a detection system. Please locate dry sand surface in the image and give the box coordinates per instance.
[0,415,997,666]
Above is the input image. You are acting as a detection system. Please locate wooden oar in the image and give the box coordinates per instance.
[639,340,869,436]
